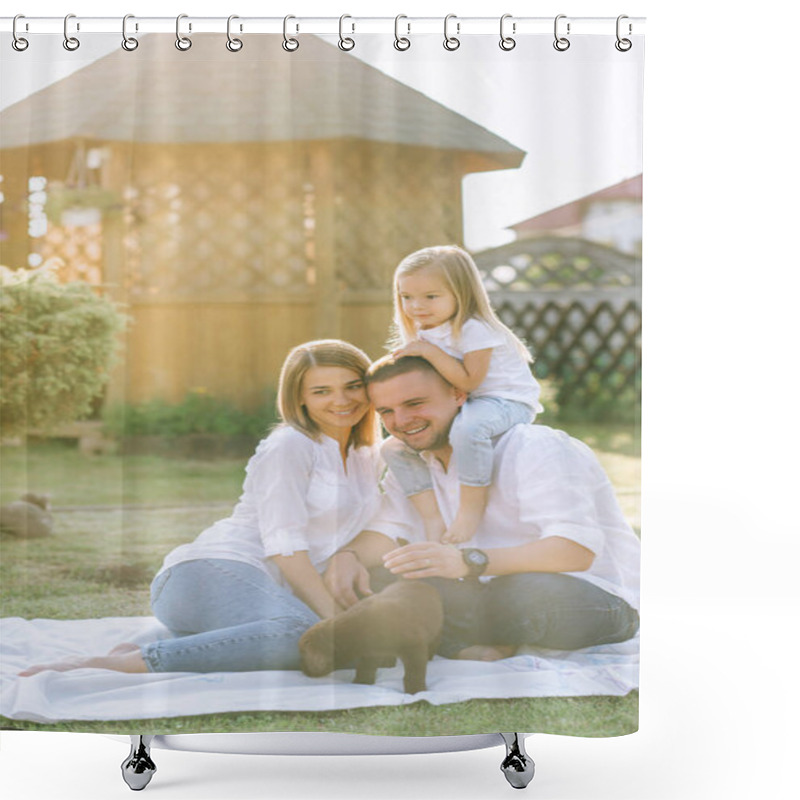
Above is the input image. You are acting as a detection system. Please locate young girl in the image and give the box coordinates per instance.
[384,245,543,544]
[20,339,383,676]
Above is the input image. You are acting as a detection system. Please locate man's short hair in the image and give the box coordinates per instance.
[366,355,448,387]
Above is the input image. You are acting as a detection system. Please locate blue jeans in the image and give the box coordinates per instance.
[141,559,320,673]
[382,396,534,494]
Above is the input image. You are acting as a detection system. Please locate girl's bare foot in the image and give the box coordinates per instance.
[19,649,147,677]
[455,645,516,662]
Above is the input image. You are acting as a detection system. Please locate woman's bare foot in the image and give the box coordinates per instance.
[107,642,140,656]
[19,649,147,677]
[455,645,516,662]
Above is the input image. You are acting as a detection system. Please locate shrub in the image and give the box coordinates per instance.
[0,263,126,438]
[102,389,278,439]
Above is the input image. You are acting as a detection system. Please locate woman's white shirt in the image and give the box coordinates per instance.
[158,426,383,580]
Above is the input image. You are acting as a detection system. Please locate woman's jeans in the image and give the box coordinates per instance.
[382,396,534,494]
[141,558,319,673]
[369,567,639,658]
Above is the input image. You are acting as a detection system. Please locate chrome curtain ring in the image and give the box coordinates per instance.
[283,15,299,51]
[63,13,80,51]
[226,15,243,51]
[553,14,571,52]
[175,14,192,51]
[615,15,633,51]
[444,14,460,51]
[338,14,355,51]
[394,14,411,51]
[12,15,29,51]
[499,14,516,51]
[122,14,139,51]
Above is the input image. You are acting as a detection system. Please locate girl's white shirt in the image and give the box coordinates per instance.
[416,318,544,411]
[157,426,383,582]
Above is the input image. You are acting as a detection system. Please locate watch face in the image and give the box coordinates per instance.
[463,548,488,575]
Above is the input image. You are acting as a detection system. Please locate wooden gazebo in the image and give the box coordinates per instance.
[0,34,525,410]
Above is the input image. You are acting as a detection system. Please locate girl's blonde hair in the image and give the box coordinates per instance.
[390,245,532,363]
[277,339,380,448]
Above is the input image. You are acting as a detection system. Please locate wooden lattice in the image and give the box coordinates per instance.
[474,237,641,410]
[37,221,103,285]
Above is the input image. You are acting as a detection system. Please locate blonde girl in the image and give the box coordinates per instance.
[21,340,383,676]
[384,245,543,544]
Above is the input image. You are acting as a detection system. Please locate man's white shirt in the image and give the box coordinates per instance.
[367,423,640,611]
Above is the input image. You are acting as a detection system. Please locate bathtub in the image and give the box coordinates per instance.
[114,732,535,790]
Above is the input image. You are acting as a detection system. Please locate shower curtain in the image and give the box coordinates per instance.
[0,17,644,739]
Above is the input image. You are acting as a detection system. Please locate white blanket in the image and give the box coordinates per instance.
[0,616,638,723]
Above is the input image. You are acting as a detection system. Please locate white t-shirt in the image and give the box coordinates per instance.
[158,426,383,581]
[367,424,640,610]
[417,318,543,411]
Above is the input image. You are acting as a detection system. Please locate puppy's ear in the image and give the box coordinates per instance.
[299,622,335,678]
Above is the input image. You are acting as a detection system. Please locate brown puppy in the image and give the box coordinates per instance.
[299,581,443,694]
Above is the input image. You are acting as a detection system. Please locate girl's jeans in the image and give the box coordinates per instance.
[382,396,534,494]
[141,558,319,673]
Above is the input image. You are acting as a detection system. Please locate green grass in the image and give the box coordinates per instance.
[0,428,639,735]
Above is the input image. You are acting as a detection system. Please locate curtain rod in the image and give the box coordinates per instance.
[0,16,646,37]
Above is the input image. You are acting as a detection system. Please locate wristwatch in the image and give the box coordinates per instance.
[461,547,489,578]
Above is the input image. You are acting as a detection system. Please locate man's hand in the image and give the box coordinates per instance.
[323,551,373,609]
[382,541,469,580]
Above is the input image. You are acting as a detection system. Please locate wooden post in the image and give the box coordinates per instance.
[308,143,341,339]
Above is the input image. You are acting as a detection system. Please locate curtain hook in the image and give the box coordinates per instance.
[338,14,355,51]
[283,15,299,51]
[122,14,139,51]
[226,15,243,51]
[394,14,411,51]
[175,14,192,51]
[553,14,571,52]
[499,14,516,51]
[615,15,632,51]
[12,15,29,51]
[63,13,80,51]
[444,14,460,51]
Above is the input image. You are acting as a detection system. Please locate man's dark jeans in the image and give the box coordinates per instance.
[369,567,639,658]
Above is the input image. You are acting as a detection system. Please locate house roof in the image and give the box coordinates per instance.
[0,34,524,170]
[508,174,642,233]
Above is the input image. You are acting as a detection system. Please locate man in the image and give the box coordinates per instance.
[324,356,640,661]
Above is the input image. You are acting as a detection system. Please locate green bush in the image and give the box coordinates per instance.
[103,389,278,439]
[0,264,126,437]
[553,371,641,424]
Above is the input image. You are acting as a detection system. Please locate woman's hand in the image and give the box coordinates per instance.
[323,551,373,609]
[382,541,469,580]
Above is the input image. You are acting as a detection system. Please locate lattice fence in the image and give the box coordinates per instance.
[473,237,641,417]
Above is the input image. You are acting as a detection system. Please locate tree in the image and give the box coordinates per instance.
[0,261,126,438]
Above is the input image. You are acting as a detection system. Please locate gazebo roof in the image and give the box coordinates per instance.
[0,34,524,171]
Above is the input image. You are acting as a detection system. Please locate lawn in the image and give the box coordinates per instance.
[0,423,639,736]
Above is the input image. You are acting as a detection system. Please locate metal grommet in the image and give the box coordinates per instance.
[553,14,570,52]
[226,15,243,51]
[443,14,460,51]
[122,14,139,51]
[283,15,299,52]
[499,13,516,51]
[63,13,80,51]
[175,14,192,51]
[394,14,411,51]
[615,15,632,52]
[12,15,29,51]
[338,14,355,51]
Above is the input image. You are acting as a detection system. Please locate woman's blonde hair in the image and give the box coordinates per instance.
[277,339,380,448]
[390,245,532,363]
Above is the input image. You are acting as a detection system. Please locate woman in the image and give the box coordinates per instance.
[20,340,382,675]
